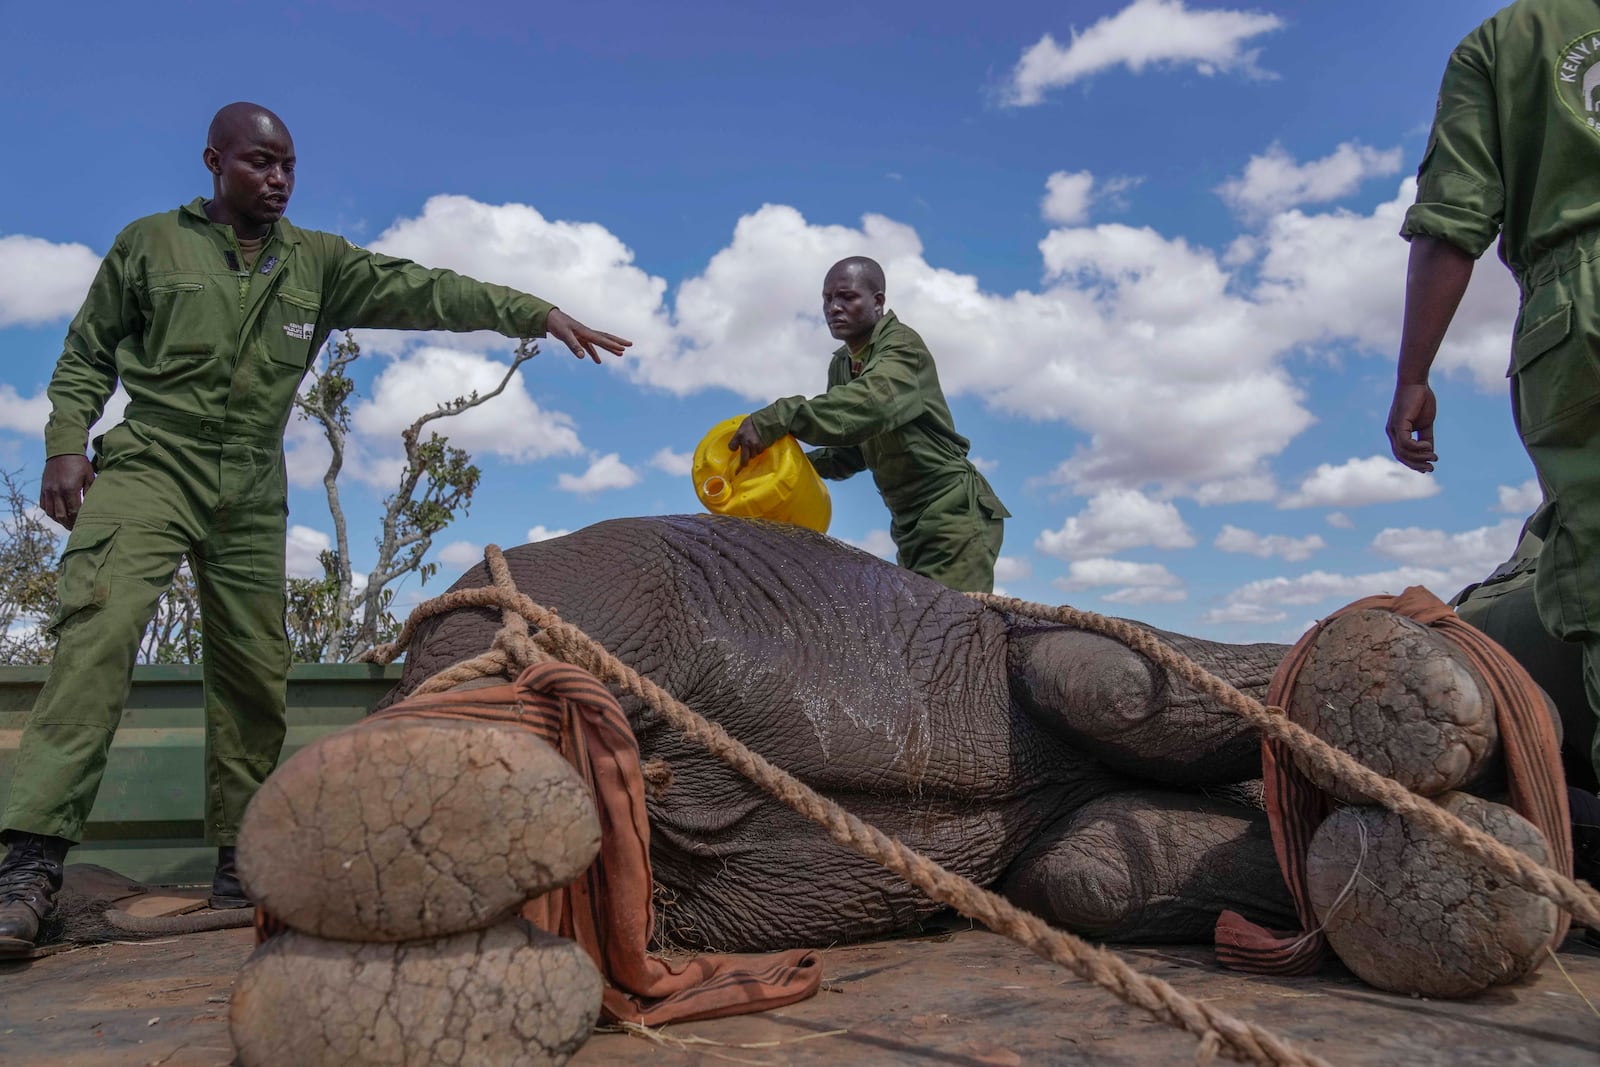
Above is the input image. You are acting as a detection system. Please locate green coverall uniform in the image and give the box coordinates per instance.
[1,198,555,845]
[1405,0,1600,781]
[746,311,1009,593]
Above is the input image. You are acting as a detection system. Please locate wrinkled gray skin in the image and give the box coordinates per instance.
[390,515,1297,952]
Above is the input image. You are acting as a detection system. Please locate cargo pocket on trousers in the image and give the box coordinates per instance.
[48,522,119,636]
[1529,495,1600,641]
[1509,302,1600,443]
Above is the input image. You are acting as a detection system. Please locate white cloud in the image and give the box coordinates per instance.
[526,524,571,542]
[285,525,331,579]
[1040,171,1141,226]
[843,529,897,560]
[1200,601,1289,626]
[87,388,131,442]
[350,346,583,468]
[971,455,999,474]
[1203,519,1524,629]
[1005,0,1283,106]
[1216,566,1453,611]
[1218,142,1403,217]
[1214,524,1325,562]
[1280,456,1440,509]
[310,179,1517,507]
[557,453,640,495]
[670,200,1312,497]
[1191,473,1278,506]
[0,385,128,442]
[0,386,52,436]
[1036,489,1196,559]
[1104,585,1187,605]
[1369,518,1522,576]
[1248,178,1518,392]
[1055,557,1186,604]
[436,540,485,569]
[1495,479,1541,516]
[0,235,101,328]
[1042,171,1096,225]
[649,447,693,477]
[994,555,1033,584]
[1325,511,1354,529]
[366,195,675,359]
[639,206,920,399]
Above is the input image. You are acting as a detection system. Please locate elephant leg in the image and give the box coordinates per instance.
[998,789,1295,943]
[1009,621,1287,783]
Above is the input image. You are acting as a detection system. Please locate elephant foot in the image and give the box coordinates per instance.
[230,919,603,1067]
[1008,624,1284,785]
[1306,792,1558,998]
[238,713,601,942]
[998,789,1295,942]
[1287,610,1500,802]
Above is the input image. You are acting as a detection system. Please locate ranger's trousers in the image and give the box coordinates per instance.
[2,417,290,845]
[1510,245,1600,783]
[891,471,1006,594]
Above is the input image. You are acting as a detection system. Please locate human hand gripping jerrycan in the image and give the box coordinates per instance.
[691,416,831,534]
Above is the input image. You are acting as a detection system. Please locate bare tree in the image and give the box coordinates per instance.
[295,332,538,659]
[139,561,202,664]
[0,470,62,664]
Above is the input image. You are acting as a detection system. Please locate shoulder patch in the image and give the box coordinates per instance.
[1556,30,1600,135]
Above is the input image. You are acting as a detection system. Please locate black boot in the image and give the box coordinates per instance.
[208,846,251,910]
[0,831,70,955]
[1571,788,1600,949]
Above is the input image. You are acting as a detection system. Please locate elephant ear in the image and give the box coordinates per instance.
[1007,622,1267,786]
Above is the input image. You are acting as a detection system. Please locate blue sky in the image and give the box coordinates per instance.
[0,0,1535,643]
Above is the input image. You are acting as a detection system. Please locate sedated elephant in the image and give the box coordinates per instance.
[388,514,1304,952]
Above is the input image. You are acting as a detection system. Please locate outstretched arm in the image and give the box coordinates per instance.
[1386,236,1475,473]
[320,237,630,362]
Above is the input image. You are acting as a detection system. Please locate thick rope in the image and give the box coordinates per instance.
[359,547,551,690]
[363,548,1332,1067]
[966,593,1600,932]
[104,906,254,935]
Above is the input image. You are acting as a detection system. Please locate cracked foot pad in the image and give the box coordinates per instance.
[230,919,603,1066]
[1288,610,1498,803]
[238,715,601,942]
[1306,791,1557,998]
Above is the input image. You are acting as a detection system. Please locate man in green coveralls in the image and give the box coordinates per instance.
[1384,0,1600,902]
[0,102,631,955]
[729,257,1008,592]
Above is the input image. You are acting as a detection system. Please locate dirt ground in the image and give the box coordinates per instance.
[2,918,1596,1067]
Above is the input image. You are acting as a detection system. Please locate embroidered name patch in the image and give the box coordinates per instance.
[283,321,315,341]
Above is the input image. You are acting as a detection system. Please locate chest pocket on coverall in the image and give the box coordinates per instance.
[143,272,215,361]
[269,285,322,368]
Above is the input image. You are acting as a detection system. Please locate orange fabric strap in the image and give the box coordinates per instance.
[260,661,820,1025]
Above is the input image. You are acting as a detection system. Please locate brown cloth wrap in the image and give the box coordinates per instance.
[1214,586,1573,975]
[256,660,821,1025]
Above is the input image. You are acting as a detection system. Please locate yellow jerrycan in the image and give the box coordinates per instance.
[691,415,832,534]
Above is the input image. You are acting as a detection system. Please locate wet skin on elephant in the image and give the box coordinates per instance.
[390,515,1299,951]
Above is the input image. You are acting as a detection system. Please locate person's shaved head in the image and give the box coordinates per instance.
[207,102,290,153]
[202,102,295,236]
[827,256,886,296]
[822,257,887,349]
